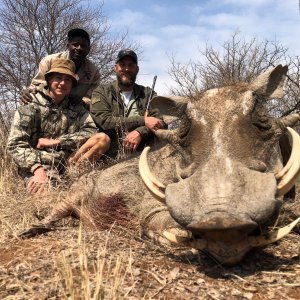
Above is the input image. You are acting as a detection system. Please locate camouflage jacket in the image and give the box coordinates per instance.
[7,86,98,176]
[30,51,100,103]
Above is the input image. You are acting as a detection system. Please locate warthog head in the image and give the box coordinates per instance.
[140,65,300,264]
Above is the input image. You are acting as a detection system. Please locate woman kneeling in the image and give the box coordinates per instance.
[7,58,110,194]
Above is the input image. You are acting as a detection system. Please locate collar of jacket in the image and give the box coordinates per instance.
[35,84,71,109]
[110,80,144,103]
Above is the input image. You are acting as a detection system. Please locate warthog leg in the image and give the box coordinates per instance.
[18,200,75,238]
[141,205,192,247]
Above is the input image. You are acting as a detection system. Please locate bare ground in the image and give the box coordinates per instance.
[0,180,300,299]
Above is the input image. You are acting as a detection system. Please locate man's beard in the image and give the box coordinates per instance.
[117,73,137,88]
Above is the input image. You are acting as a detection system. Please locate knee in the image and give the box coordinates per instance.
[93,132,111,147]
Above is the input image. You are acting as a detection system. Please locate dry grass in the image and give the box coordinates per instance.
[1,130,300,299]
[55,227,137,299]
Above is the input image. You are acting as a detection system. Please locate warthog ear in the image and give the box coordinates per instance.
[249,65,288,99]
[150,96,188,124]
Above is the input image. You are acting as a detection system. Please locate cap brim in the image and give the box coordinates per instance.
[45,69,78,86]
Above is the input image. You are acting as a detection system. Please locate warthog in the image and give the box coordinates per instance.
[22,65,300,265]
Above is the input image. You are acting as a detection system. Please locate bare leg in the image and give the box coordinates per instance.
[69,133,110,164]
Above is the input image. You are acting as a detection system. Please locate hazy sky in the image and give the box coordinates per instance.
[103,0,300,94]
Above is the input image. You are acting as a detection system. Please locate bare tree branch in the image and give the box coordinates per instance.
[168,32,300,117]
[0,0,130,128]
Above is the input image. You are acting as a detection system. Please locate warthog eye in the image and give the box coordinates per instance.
[252,120,272,130]
[251,103,272,131]
[252,111,272,131]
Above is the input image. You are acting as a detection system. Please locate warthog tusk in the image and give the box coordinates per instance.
[276,127,300,179]
[248,217,300,247]
[139,146,166,201]
[163,229,208,250]
[276,127,300,197]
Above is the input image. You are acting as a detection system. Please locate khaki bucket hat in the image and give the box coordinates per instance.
[45,58,78,86]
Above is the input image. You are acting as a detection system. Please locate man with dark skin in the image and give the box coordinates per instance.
[20,28,100,106]
[90,49,165,157]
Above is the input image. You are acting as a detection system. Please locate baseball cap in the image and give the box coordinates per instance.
[116,49,138,64]
[67,28,90,45]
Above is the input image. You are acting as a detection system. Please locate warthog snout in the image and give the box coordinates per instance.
[187,213,257,233]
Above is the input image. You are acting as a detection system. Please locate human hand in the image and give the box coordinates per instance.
[27,167,48,194]
[145,116,165,132]
[37,138,60,149]
[123,130,142,151]
[81,97,91,110]
[19,88,35,105]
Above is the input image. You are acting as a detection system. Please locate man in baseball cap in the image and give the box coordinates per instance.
[90,48,165,158]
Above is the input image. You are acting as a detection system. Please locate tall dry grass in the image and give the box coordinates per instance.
[56,225,137,299]
[0,122,30,243]
[0,125,20,194]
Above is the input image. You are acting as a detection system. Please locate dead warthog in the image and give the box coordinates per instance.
[22,65,300,265]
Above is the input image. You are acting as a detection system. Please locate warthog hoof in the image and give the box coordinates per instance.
[142,210,192,247]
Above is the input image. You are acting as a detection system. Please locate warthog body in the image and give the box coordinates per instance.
[25,65,300,264]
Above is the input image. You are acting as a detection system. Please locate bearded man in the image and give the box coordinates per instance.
[90,49,165,158]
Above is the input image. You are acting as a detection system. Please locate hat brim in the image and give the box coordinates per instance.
[45,69,78,87]
[116,55,137,64]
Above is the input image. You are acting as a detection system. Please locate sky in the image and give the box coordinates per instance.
[102,0,300,95]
